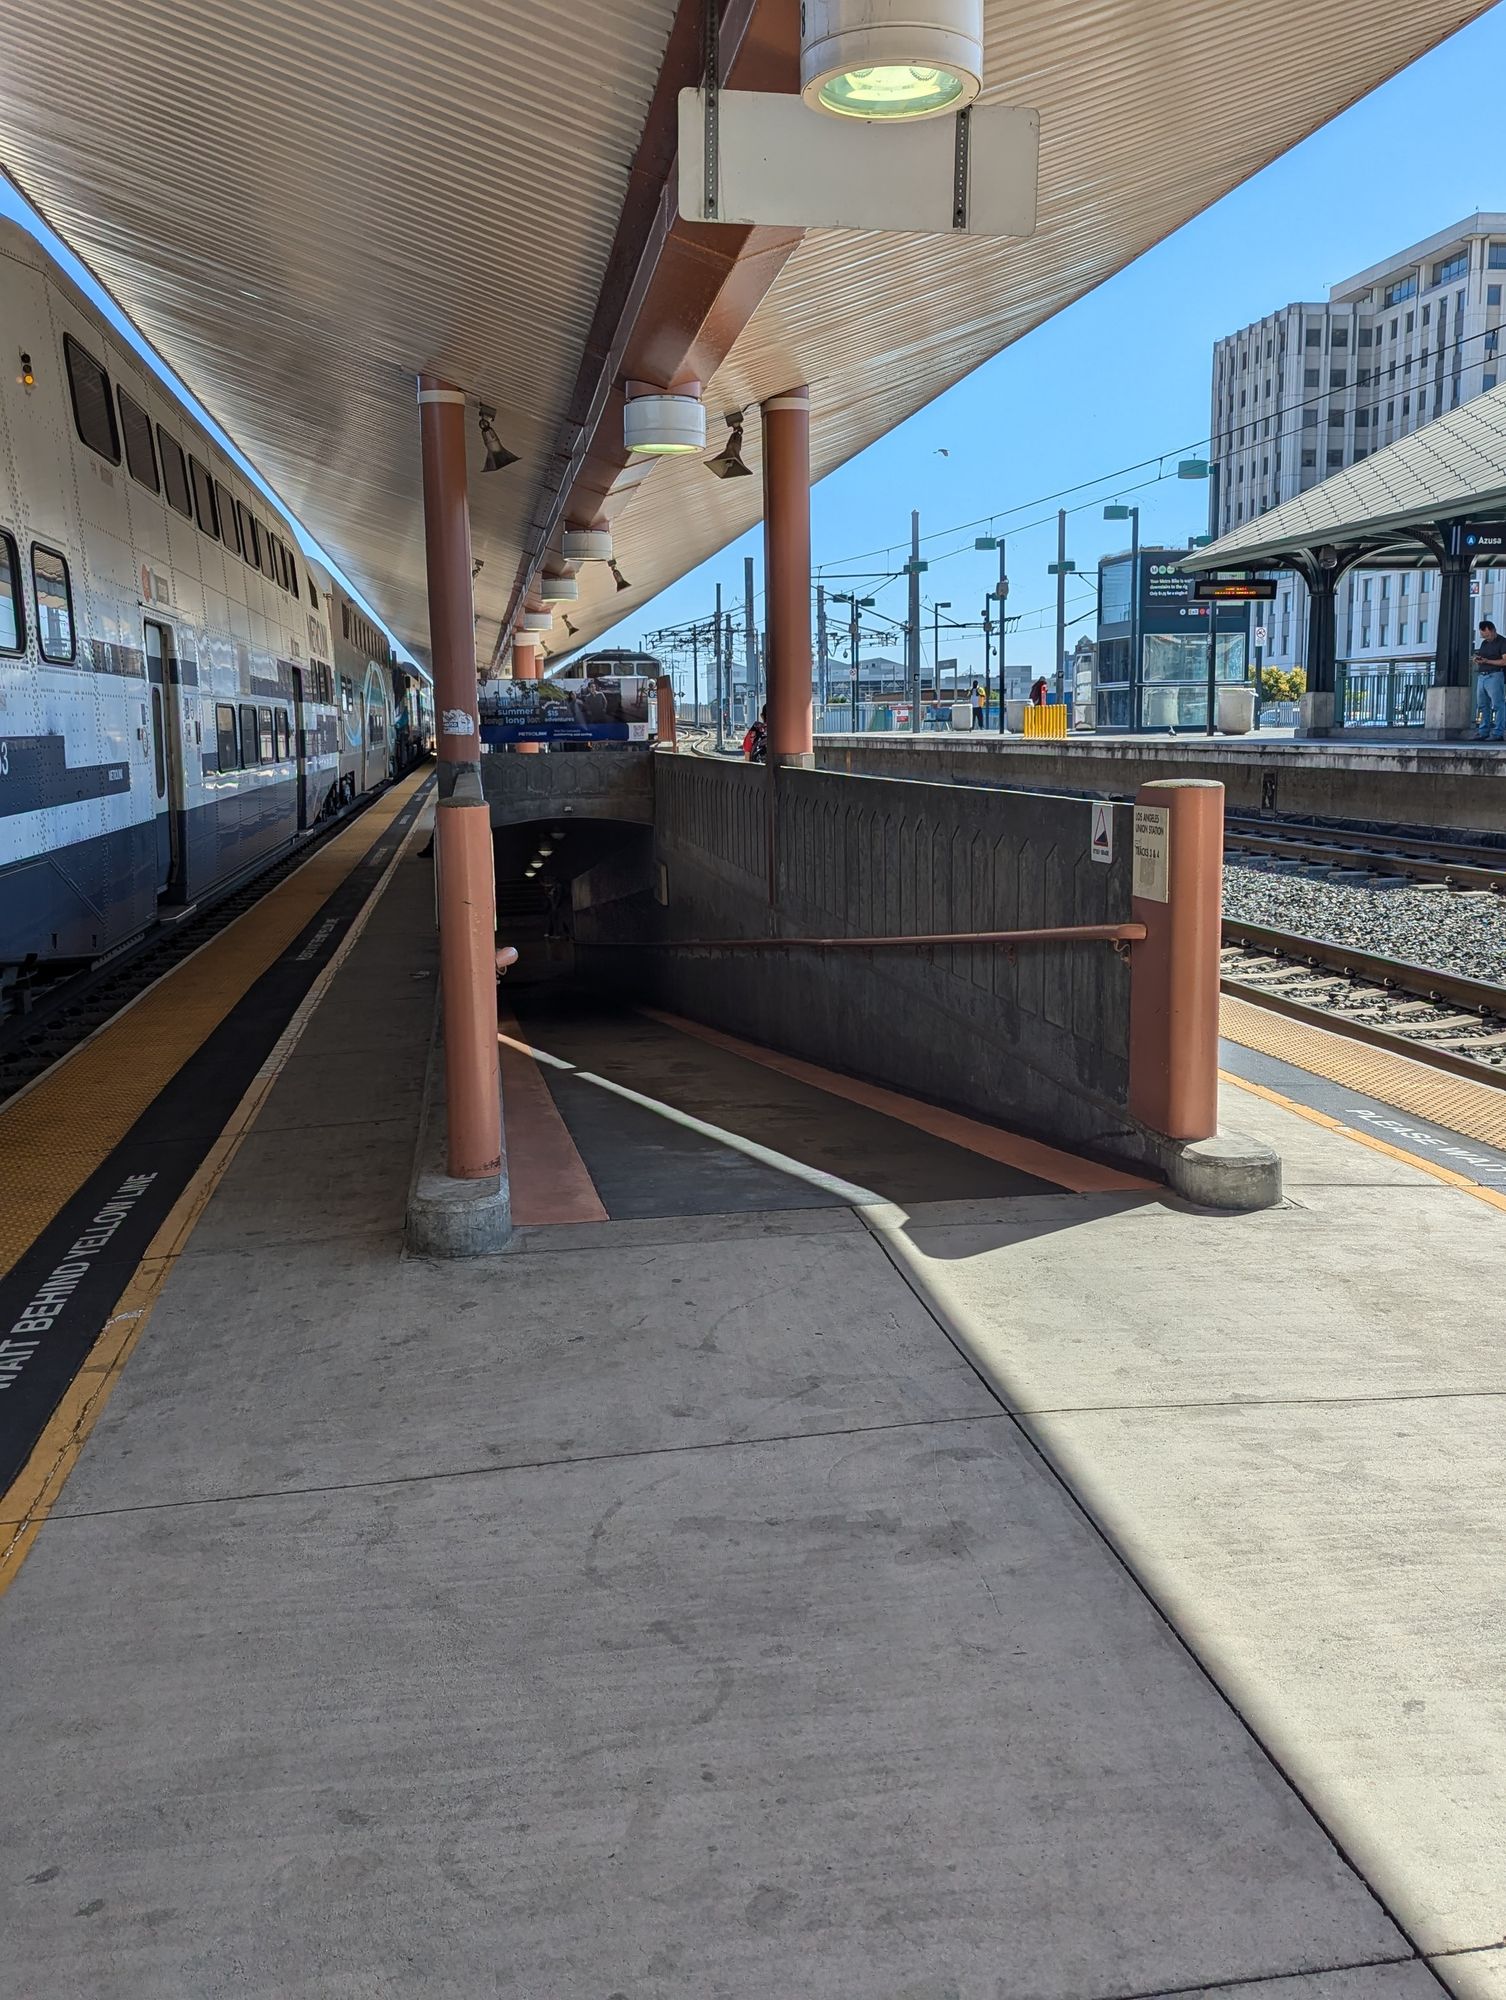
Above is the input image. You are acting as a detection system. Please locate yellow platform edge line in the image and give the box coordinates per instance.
[1220,1068,1506,1216]
[0,788,434,1597]
[0,771,429,1275]
[1220,990,1506,1152]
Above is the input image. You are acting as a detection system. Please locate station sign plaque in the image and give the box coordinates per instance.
[1450,522,1506,559]
[1132,805,1170,903]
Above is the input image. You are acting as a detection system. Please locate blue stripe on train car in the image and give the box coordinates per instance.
[0,819,158,962]
[0,737,133,818]
[1,778,302,966]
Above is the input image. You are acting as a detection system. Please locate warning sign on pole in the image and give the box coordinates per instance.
[1090,800,1113,865]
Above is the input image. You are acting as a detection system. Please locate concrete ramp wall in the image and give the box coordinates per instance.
[646,758,1137,1157]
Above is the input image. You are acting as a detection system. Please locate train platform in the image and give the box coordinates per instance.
[816,731,1506,836]
[3,794,1506,1997]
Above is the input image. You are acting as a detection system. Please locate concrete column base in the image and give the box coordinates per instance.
[1297,691,1335,739]
[770,750,815,770]
[405,1005,512,1258]
[1424,684,1473,741]
[1109,1125,1282,1212]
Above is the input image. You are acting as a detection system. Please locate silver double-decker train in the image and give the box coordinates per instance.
[0,218,430,1006]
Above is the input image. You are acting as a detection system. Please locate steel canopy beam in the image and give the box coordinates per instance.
[503,0,804,651]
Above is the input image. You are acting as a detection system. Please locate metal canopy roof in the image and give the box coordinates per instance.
[0,0,1492,668]
[1185,382,1506,572]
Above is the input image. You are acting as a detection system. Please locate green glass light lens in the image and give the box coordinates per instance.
[817,62,967,119]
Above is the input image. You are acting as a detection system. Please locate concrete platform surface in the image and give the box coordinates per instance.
[3,843,1505,1998]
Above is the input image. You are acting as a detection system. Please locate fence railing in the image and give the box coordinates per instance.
[1336,660,1433,729]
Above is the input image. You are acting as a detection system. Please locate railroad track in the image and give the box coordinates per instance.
[1224,815,1506,893]
[1221,917,1506,1085]
[0,780,412,1110]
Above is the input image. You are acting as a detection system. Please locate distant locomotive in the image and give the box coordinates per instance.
[0,219,428,1005]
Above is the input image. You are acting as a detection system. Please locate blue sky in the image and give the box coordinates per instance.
[5,6,1502,690]
[592,3,1506,687]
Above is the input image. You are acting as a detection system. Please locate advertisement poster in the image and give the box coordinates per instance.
[479,676,655,746]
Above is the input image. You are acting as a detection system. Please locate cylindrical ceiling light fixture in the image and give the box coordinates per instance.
[512,629,541,650]
[537,575,579,602]
[801,0,983,121]
[561,527,614,562]
[520,610,552,633]
[624,388,707,457]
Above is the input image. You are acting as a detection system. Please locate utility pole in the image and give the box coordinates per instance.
[690,619,700,729]
[1054,507,1067,706]
[714,582,726,752]
[908,508,922,734]
[997,537,1009,735]
[850,596,861,717]
[816,583,828,719]
[743,555,756,726]
[982,593,993,717]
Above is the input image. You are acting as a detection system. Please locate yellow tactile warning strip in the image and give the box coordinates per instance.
[0,769,430,1279]
[0,791,434,1594]
[1220,991,1506,1152]
[1220,1069,1506,1217]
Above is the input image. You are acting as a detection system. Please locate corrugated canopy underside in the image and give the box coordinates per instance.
[0,0,1491,664]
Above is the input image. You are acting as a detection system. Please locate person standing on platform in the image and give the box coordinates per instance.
[970,681,985,729]
[1028,676,1048,707]
[1473,621,1506,741]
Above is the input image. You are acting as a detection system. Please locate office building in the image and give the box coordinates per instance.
[1210,215,1506,681]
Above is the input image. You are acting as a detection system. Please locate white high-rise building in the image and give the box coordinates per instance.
[1210,215,1506,677]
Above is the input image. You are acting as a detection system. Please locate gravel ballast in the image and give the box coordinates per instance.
[1222,861,1506,986]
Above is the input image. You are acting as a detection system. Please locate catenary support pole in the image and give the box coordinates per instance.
[908,509,922,734]
[714,582,726,752]
[997,537,1008,734]
[761,387,814,764]
[416,375,502,1182]
[743,555,757,728]
[1054,508,1067,706]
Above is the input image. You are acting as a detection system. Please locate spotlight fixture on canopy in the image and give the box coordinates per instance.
[705,412,753,481]
[563,617,578,636]
[624,385,706,456]
[608,560,631,593]
[800,0,983,122]
[477,402,518,473]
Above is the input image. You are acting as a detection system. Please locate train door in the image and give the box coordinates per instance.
[143,621,185,901]
[291,665,311,830]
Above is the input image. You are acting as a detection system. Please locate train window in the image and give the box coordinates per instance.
[257,522,276,581]
[117,390,159,493]
[216,483,243,559]
[236,503,260,569]
[286,549,299,598]
[277,542,292,593]
[239,702,258,767]
[276,711,291,759]
[62,333,120,464]
[157,429,193,518]
[307,573,317,609]
[0,531,23,654]
[257,706,274,761]
[31,546,75,663]
[215,704,238,771]
[188,455,219,540]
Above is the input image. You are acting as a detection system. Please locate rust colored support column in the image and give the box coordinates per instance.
[1127,779,1223,1143]
[761,387,813,766]
[656,675,677,749]
[512,639,542,755]
[417,375,502,1180]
